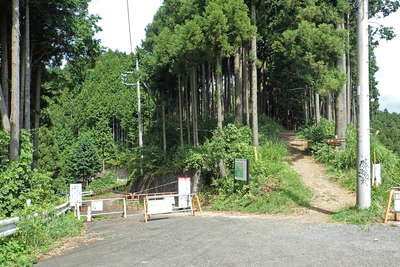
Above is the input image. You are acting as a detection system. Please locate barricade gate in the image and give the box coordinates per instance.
[143,194,202,222]
[76,198,127,221]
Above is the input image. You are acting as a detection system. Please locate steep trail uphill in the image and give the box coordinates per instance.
[281,131,355,222]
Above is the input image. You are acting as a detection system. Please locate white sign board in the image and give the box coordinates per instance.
[91,200,103,212]
[147,199,173,215]
[372,164,382,186]
[69,184,82,207]
[394,192,400,212]
[178,177,191,208]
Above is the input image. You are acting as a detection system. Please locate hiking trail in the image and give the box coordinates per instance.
[281,131,355,223]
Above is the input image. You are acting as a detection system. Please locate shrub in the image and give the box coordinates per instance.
[87,173,123,195]
[298,118,335,144]
[0,209,83,266]
[62,133,102,186]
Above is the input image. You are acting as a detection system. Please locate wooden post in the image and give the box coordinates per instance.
[384,189,394,223]
[195,194,203,213]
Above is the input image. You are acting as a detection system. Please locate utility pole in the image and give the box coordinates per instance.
[125,0,143,176]
[136,54,143,176]
[122,67,143,176]
[357,0,371,209]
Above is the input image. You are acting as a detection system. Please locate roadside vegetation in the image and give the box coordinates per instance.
[0,211,83,267]
[201,119,312,213]
[299,119,400,224]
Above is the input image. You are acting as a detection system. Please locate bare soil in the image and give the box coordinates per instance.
[281,131,355,223]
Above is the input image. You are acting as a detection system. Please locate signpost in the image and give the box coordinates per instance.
[69,184,82,207]
[234,159,249,182]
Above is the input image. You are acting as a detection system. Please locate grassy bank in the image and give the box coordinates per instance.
[0,211,83,266]
[202,119,312,214]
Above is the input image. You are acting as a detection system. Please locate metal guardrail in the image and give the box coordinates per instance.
[0,201,70,239]
[0,217,20,238]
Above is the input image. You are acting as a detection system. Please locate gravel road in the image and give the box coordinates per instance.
[37,213,400,267]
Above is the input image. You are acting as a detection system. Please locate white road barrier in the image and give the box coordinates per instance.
[143,194,202,222]
[76,198,127,221]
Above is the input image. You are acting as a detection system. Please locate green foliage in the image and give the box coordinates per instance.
[0,211,83,266]
[179,124,254,175]
[63,134,102,185]
[298,118,335,143]
[0,131,9,166]
[0,131,56,217]
[372,110,400,156]
[87,173,123,195]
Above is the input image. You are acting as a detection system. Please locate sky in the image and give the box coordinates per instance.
[88,0,400,114]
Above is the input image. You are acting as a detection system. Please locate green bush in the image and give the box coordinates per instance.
[179,124,254,176]
[62,133,102,185]
[298,118,335,143]
[87,173,124,195]
[0,131,56,217]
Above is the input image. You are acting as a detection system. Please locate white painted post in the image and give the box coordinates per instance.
[76,203,81,220]
[123,198,127,218]
[357,0,371,209]
[372,164,382,187]
[87,203,92,222]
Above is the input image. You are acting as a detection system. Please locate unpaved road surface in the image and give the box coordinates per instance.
[281,131,355,222]
[37,214,400,267]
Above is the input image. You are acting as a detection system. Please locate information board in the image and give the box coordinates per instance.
[234,159,249,182]
[147,199,173,215]
[91,200,103,212]
[69,184,82,207]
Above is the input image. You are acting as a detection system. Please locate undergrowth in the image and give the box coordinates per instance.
[298,118,400,224]
[0,209,83,267]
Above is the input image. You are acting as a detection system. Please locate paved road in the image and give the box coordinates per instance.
[37,214,400,267]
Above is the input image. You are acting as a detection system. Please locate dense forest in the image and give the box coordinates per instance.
[373,110,400,155]
[0,0,400,221]
[0,0,399,209]
[2,0,400,263]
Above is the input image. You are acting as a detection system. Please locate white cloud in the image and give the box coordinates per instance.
[374,11,400,113]
[88,0,163,53]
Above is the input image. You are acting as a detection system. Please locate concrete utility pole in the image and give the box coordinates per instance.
[125,0,143,176]
[357,0,371,209]
[122,66,143,176]
[136,54,144,176]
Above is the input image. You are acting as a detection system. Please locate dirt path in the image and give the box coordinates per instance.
[281,131,355,222]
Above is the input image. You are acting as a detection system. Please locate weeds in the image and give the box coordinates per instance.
[0,211,83,266]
